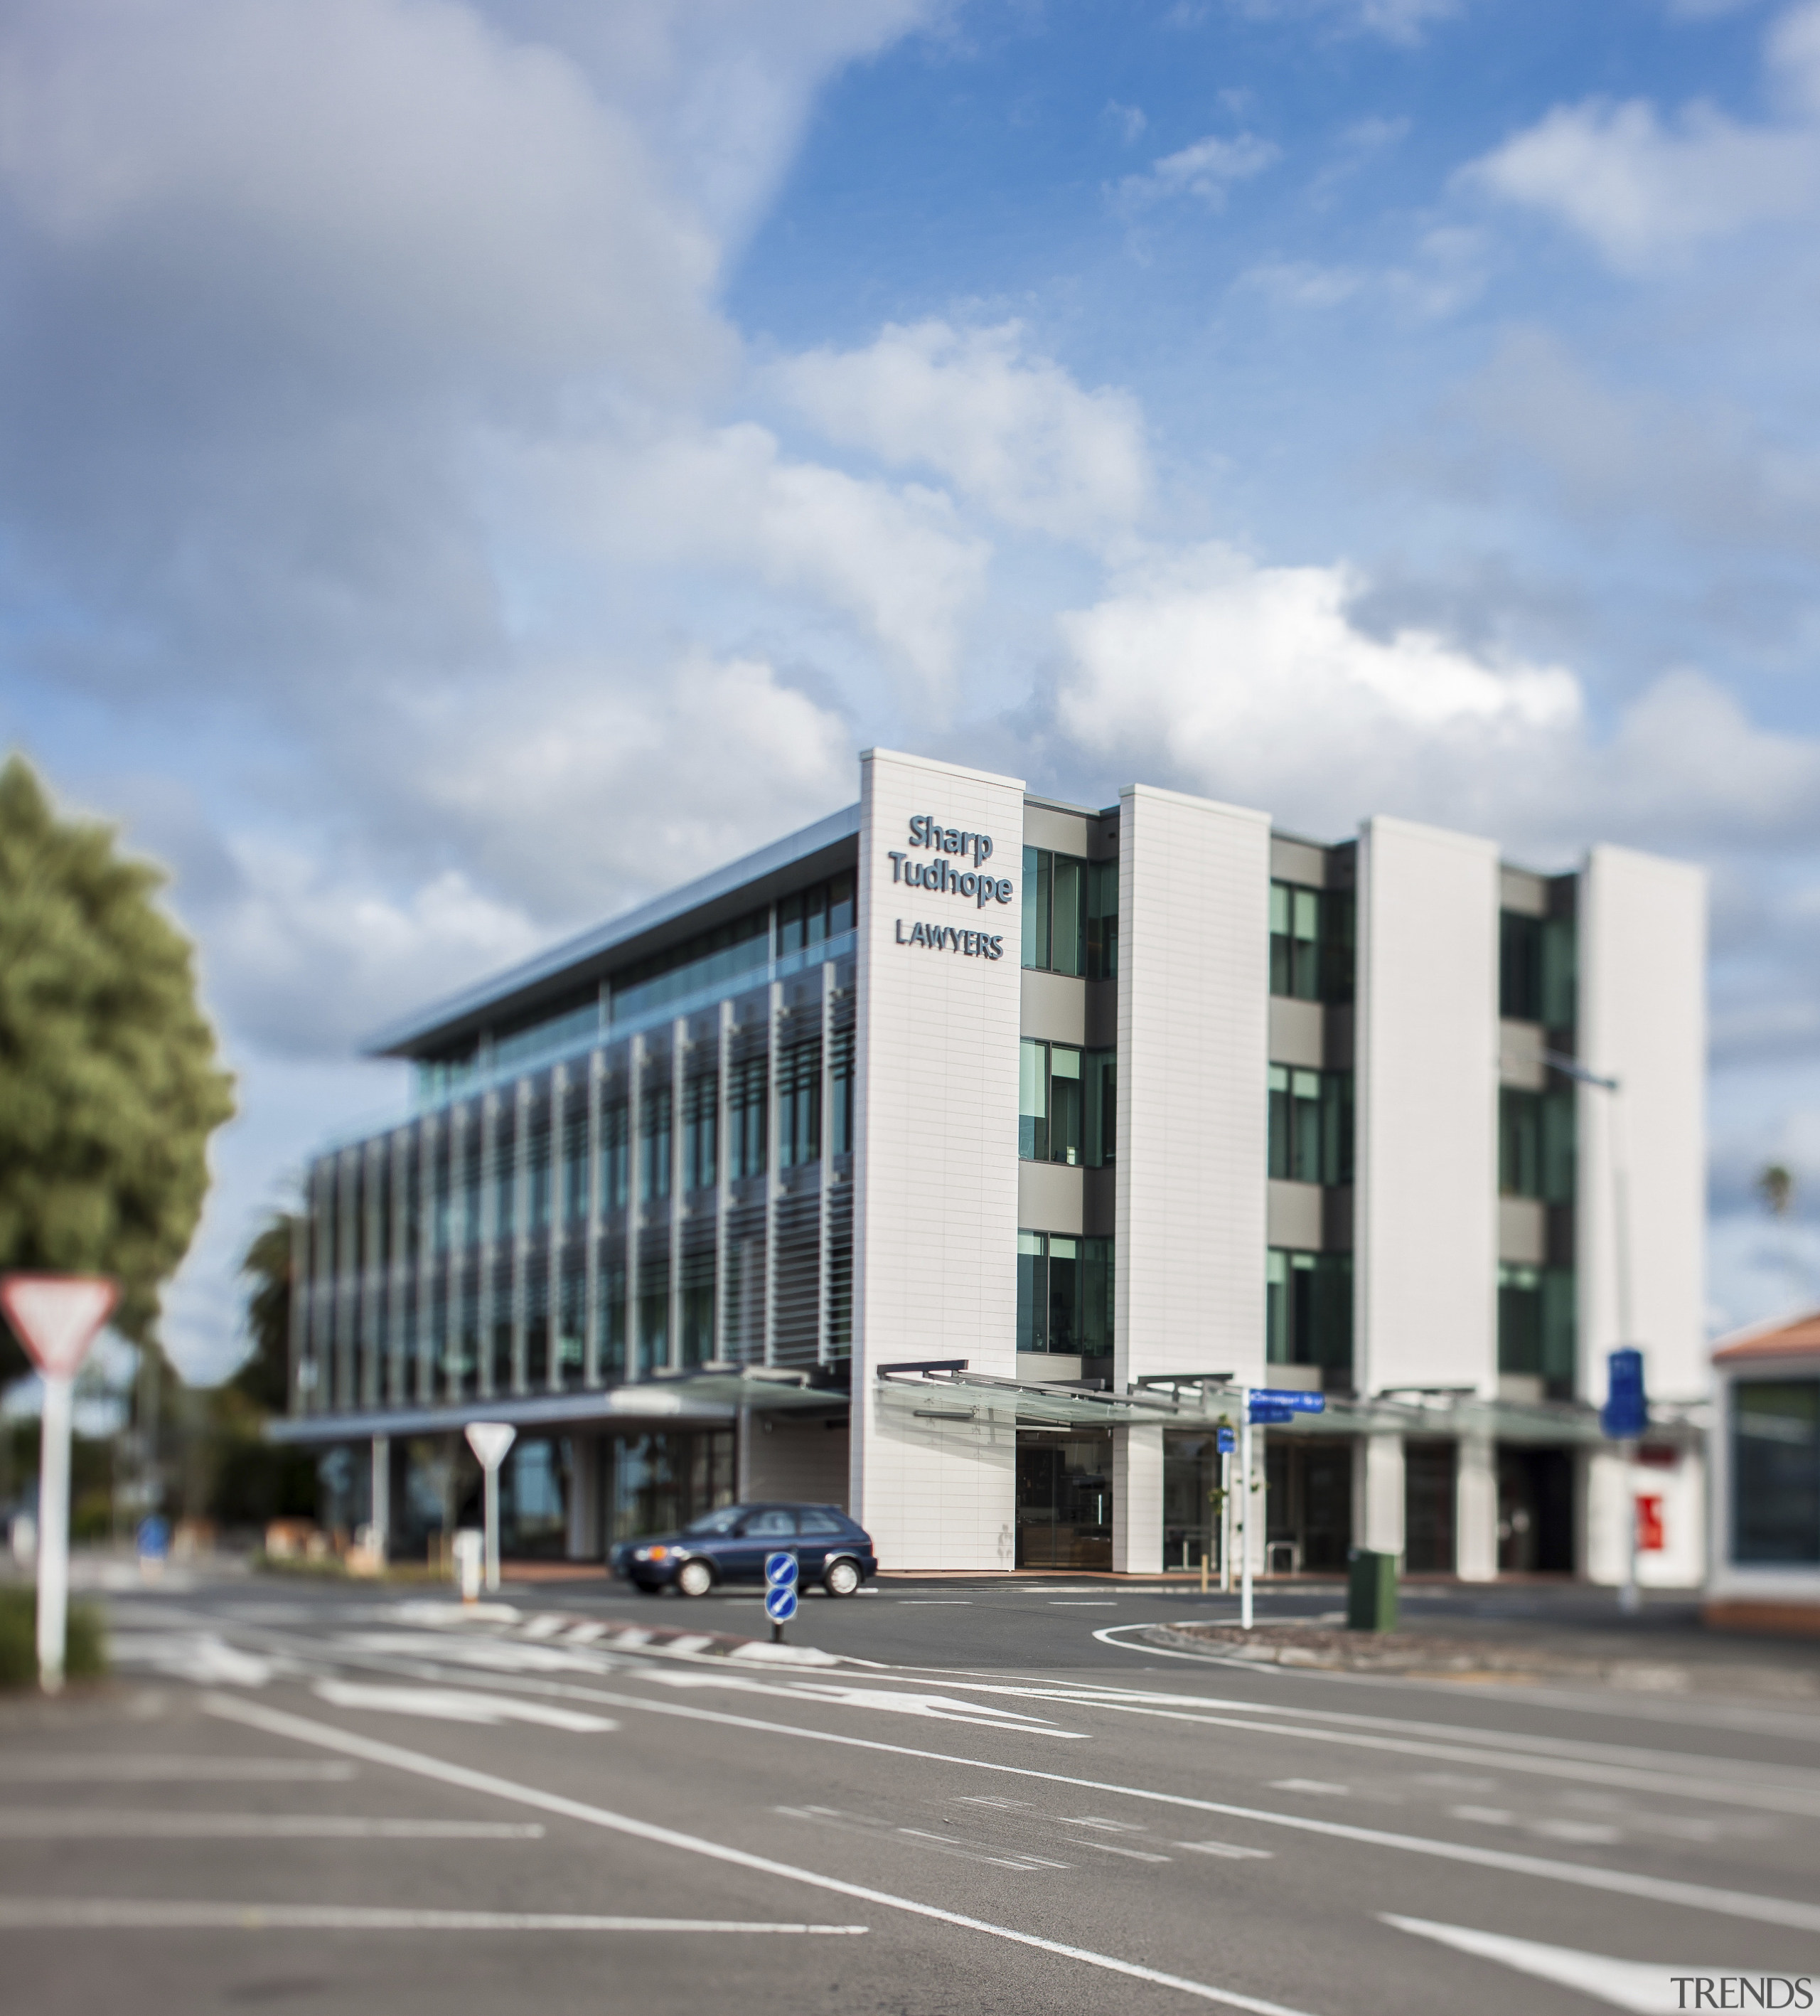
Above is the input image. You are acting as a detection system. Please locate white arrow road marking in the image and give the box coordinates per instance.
[0,1810,545,1840]
[311,1682,614,1732]
[333,1633,619,1675]
[1178,1843,1275,1860]
[643,1669,1083,1737]
[0,1901,867,1934]
[205,1695,1322,2016]
[108,1633,278,1687]
[1381,1916,1740,2016]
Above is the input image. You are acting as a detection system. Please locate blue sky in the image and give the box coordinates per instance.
[3,0,1819,1377]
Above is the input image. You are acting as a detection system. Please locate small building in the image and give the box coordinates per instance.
[277,750,1709,1582]
[1707,1313,1820,1633]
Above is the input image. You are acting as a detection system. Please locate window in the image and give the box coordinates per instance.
[1017,1231,1114,1354]
[728,1056,767,1179]
[829,1027,855,1156]
[526,1123,551,1231]
[798,1508,845,1535]
[778,1039,821,1168]
[1022,848,1117,979]
[599,1100,629,1212]
[1499,1086,1575,1201]
[1265,1250,1352,1375]
[682,1075,717,1193]
[1270,882,1355,1003]
[1497,1263,1576,1396]
[1019,1041,1115,1166]
[777,873,856,955]
[680,1248,714,1366]
[562,1113,588,1225]
[596,1259,626,1380]
[1267,1067,1352,1185]
[1733,1380,1820,1564]
[611,910,770,1025]
[744,1508,797,1536]
[639,1084,672,1202]
[1499,908,1577,1025]
[492,1152,515,1242]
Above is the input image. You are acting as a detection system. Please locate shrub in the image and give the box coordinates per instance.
[0,1586,107,1687]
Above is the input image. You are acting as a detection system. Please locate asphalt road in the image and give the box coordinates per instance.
[4,1567,1819,2016]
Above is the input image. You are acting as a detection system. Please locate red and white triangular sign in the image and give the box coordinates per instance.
[0,1274,118,1380]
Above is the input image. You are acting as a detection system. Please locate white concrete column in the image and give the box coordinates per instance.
[1456,1433,1498,1581]
[1361,1433,1405,1559]
[1114,1424,1164,1574]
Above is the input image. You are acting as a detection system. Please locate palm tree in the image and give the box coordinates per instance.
[1757,1163,1802,1309]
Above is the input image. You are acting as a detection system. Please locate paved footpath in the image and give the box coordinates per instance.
[3,1567,1817,2016]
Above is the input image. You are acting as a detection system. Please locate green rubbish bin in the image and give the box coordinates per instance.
[1347,1549,1398,1633]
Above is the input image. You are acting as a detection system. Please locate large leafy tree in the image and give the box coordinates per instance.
[0,754,235,1381]
[232,1210,297,1414]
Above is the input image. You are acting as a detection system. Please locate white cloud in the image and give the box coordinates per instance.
[770,320,1149,544]
[1118,132,1281,210]
[1218,0,1459,45]
[1049,544,1820,857]
[1463,3,1820,269]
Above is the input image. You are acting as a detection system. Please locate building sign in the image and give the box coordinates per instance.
[888,816,1015,910]
[894,920,1007,959]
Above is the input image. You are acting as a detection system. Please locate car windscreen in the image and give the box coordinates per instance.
[681,1507,746,1536]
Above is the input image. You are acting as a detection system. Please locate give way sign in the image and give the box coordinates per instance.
[0,1275,118,1380]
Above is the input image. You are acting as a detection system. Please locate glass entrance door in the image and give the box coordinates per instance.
[1015,1431,1112,1569]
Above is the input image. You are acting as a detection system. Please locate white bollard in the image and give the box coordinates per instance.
[452,1529,483,1604]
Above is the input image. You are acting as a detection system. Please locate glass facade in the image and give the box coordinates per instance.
[1017,1230,1114,1355]
[1163,1430,1223,1571]
[1499,907,1576,1025]
[1019,1040,1115,1166]
[1015,1429,1112,1568]
[1731,1379,1820,1564]
[1497,1262,1576,1397]
[1267,1066,1352,1185]
[1265,1249,1352,1380]
[295,887,859,1414]
[1022,848,1117,979]
[1270,880,1354,1003]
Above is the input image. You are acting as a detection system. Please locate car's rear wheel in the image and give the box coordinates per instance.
[676,1557,715,1598]
[823,1557,861,1598]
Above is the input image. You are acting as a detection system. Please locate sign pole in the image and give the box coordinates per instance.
[1619,1436,1640,1616]
[36,1373,74,1694]
[1238,1386,1253,1631]
[463,1422,517,1596]
[0,1274,119,1696]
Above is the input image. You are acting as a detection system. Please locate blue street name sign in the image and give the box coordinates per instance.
[1249,1390,1327,1413]
[764,1550,799,1626]
[1216,1426,1236,1456]
[1601,1348,1648,1440]
[1248,1404,1295,1426]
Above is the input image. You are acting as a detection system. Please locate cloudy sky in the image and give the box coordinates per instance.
[4,0,1819,1378]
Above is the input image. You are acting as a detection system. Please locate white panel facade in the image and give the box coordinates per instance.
[1356,816,1501,1397]
[1577,845,1708,1405]
[1116,784,1272,1388]
[851,750,1026,1571]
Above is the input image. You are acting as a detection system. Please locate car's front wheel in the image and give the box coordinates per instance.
[676,1557,715,1598]
[823,1557,862,1598]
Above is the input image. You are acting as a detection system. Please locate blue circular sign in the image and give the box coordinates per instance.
[765,1582,799,1623]
[764,1550,799,1589]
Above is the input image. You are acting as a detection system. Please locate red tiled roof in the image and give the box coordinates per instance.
[1713,1312,1820,1364]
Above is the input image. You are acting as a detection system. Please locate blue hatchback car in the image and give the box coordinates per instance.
[611,1502,877,1599]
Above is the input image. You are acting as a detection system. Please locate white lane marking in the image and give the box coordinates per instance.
[389,1601,520,1626]
[1080,1841,1172,1862]
[1050,1601,1118,1606]
[1270,1781,1349,1796]
[0,1756,355,1783]
[1381,1915,1728,2016]
[898,1601,973,1606]
[665,1636,714,1654]
[326,1675,1820,1936]
[204,1696,1321,2016]
[311,1682,614,1733]
[0,1900,866,1935]
[0,1810,545,1840]
[1450,1806,1515,1826]
[776,1805,1072,1874]
[333,1634,617,1675]
[1178,1843,1275,1861]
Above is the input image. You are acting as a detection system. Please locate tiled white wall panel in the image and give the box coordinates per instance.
[1356,816,1501,1397]
[1116,784,1272,1390]
[1577,846,1707,1406]
[851,750,1026,1570]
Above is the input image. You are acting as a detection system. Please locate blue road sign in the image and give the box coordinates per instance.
[1250,1390,1326,1412]
[136,1515,169,1560]
[1216,1426,1236,1456]
[1601,1347,1649,1439]
[1248,1404,1295,1426]
[764,1549,799,1625]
